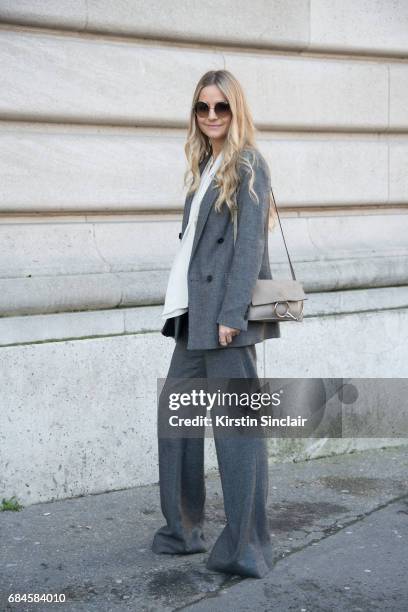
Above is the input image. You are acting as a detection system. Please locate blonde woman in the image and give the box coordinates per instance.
[152,70,281,579]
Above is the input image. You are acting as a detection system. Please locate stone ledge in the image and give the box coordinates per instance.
[1,255,408,318]
[1,284,407,347]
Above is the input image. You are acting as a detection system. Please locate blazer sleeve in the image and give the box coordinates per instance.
[216,150,271,331]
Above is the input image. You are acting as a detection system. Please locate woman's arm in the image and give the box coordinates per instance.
[216,150,270,332]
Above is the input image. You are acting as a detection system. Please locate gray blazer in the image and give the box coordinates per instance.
[161,147,281,350]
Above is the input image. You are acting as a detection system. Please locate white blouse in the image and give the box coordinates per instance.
[161,152,224,321]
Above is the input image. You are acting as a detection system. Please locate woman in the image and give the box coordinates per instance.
[152,69,281,579]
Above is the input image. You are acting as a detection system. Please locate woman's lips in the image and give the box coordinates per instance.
[207,125,222,128]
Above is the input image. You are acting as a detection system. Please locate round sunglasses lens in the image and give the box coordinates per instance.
[215,102,231,117]
[195,102,209,117]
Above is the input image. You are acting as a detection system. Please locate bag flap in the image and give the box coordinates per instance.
[251,279,307,306]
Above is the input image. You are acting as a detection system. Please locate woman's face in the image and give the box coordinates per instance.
[195,85,232,146]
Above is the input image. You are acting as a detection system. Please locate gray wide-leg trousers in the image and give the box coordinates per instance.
[151,312,273,579]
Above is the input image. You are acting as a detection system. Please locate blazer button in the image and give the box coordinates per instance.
[178,232,182,240]
[206,275,213,282]
[217,237,224,243]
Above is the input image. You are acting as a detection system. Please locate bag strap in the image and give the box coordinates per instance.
[233,185,297,281]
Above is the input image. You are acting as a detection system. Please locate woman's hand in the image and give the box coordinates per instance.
[218,324,240,347]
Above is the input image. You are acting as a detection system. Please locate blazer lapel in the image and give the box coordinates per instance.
[182,192,194,236]
[181,153,213,236]
[190,174,220,265]
[187,153,221,265]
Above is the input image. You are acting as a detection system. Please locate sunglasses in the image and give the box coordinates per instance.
[194,101,231,119]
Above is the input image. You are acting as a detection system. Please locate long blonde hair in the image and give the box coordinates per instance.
[184,69,277,231]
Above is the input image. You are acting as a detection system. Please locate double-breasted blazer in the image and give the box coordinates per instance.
[161,147,281,350]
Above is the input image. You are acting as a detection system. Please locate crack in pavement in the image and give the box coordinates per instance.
[174,492,408,611]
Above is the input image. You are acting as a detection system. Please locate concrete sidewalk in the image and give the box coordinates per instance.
[1,445,407,611]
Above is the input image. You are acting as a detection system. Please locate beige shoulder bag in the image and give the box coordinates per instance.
[233,186,307,322]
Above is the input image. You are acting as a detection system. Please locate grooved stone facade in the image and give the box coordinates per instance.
[0,1,407,505]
